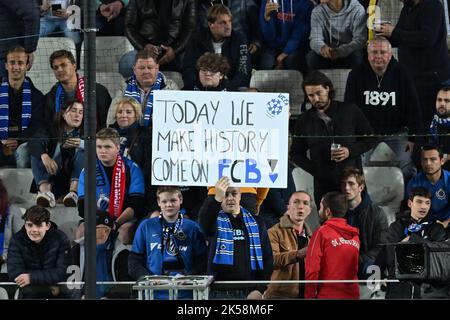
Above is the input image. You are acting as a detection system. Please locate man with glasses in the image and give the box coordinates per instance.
[183,4,251,91]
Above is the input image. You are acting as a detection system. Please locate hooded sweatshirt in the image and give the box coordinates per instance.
[310,0,367,58]
[259,0,313,54]
[305,217,360,299]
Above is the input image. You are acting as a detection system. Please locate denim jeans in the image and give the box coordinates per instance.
[31,146,84,186]
[258,47,304,71]
[306,49,365,73]
[40,18,82,45]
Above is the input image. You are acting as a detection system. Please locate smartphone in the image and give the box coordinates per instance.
[52,4,62,11]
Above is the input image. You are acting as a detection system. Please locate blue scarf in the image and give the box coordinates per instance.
[124,73,163,127]
[213,207,263,271]
[430,114,450,144]
[0,77,32,140]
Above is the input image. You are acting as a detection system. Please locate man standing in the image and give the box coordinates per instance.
[340,167,388,280]
[307,0,366,71]
[290,70,376,206]
[406,145,450,223]
[120,0,195,75]
[345,36,422,181]
[198,176,273,299]
[264,191,313,299]
[0,0,40,77]
[377,0,450,124]
[305,191,360,299]
[183,4,251,91]
[45,50,111,129]
[428,86,450,171]
[0,46,45,168]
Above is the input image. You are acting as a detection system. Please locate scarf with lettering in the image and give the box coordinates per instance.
[213,207,263,270]
[124,73,163,127]
[160,212,184,268]
[0,77,32,140]
[55,75,84,113]
[96,154,126,219]
[429,114,450,144]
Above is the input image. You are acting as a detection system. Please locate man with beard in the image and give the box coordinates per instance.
[406,145,450,223]
[376,0,450,124]
[290,70,376,206]
[429,87,450,171]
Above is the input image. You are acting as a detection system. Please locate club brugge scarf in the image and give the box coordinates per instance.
[55,75,84,113]
[96,154,126,219]
[124,72,163,127]
[213,207,263,270]
[430,114,450,144]
[160,212,183,258]
[404,221,429,238]
[0,77,32,140]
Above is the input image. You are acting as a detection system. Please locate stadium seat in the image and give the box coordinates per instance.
[378,0,403,26]
[250,70,304,115]
[163,71,184,89]
[363,166,404,224]
[0,168,35,205]
[47,206,81,243]
[80,36,134,73]
[27,37,77,94]
[96,71,124,98]
[318,69,351,102]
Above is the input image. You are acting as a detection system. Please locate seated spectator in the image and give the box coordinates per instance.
[7,205,71,299]
[96,0,127,36]
[183,52,231,91]
[264,191,313,299]
[340,167,388,283]
[307,0,366,71]
[428,86,450,171]
[44,50,111,130]
[29,100,84,208]
[196,0,262,59]
[183,4,251,91]
[345,36,422,182]
[259,0,313,71]
[38,1,82,47]
[406,145,450,223]
[1,45,46,168]
[259,162,296,229]
[378,187,446,299]
[305,191,360,299]
[77,128,145,245]
[71,209,132,299]
[128,186,207,299]
[198,176,273,299]
[119,0,195,75]
[0,179,25,278]
[109,50,179,128]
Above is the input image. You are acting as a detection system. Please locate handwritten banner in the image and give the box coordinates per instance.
[151,90,289,187]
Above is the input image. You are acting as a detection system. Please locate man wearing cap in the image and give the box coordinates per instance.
[128,186,207,299]
[71,209,132,299]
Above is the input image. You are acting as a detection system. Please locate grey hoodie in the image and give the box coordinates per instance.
[310,0,367,58]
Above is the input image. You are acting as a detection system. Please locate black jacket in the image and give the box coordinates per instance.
[44,81,111,133]
[7,222,71,285]
[183,28,251,91]
[344,58,422,139]
[125,0,195,54]
[0,0,40,59]
[290,100,376,187]
[198,197,273,292]
[390,0,450,81]
[346,193,388,277]
[3,77,47,151]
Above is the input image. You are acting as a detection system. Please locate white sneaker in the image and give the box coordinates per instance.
[63,191,78,207]
[36,191,56,208]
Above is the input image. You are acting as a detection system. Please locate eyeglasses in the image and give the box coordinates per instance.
[199,69,221,76]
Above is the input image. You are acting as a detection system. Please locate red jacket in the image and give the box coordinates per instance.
[305,218,360,299]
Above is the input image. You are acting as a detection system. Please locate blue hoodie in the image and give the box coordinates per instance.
[259,0,313,54]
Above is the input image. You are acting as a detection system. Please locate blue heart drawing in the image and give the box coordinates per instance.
[269,173,278,183]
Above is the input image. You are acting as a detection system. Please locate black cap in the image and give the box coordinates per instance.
[96,210,114,228]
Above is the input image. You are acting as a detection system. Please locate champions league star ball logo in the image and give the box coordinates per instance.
[266,94,289,118]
